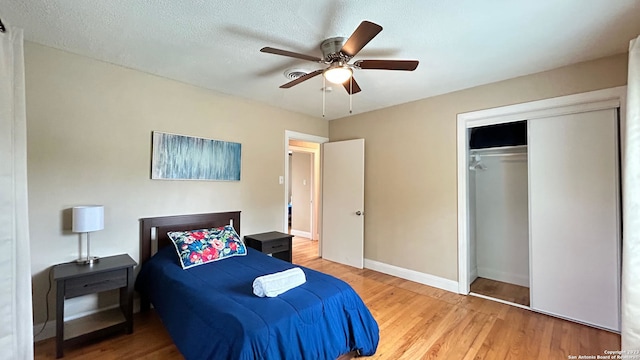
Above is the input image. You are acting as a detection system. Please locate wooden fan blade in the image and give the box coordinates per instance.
[260,47,323,62]
[280,69,323,88]
[342,76,362,95]
[340,21,383,57]
[354,59,419,71]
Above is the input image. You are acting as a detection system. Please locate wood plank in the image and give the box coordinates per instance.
[35,237,620,359]
[64,308,125,341]
[470,277,530,306]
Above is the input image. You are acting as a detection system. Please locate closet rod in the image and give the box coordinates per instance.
[471,152,527,157]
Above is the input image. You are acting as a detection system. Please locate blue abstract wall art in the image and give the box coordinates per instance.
[151,131,241,181]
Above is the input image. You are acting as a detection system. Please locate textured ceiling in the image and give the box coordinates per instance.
[1,0,640,120]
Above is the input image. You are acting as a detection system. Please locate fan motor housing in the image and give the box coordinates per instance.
[321,37,346,61]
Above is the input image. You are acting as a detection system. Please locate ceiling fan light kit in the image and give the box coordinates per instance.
[324,65,352,84]
[260,20,419,115]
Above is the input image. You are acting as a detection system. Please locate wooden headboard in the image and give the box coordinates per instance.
[139,211,241,266]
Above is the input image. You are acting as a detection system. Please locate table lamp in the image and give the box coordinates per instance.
[72,205,104,265]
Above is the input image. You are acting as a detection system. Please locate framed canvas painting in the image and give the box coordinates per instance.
[151,131,241,181]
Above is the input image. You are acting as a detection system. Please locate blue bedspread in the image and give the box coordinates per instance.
[136,246,379,360]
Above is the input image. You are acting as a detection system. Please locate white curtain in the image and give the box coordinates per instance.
[0,27,34,359]
[622,35,640,351]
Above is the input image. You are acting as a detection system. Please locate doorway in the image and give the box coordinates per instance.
[289,146,315,239]
[283,131,328,248]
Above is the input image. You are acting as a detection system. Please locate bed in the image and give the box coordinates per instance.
[135,211,379,360]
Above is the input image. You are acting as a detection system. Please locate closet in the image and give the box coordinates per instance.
[462,95,621,332]
[469,122,530,306]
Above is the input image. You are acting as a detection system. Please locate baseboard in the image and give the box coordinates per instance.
[33,298,141,342]
[290,229,312,239]
[33,319,56,342]
[469,267,478,284]
[477,267,529,287]
[364,259,459,293]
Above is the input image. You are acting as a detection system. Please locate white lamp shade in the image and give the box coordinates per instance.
[72,205,104,232]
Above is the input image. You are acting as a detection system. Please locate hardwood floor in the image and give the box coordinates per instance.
[35,237,620,359]
[471,277,531,307]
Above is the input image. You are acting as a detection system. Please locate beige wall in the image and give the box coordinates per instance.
[329,53,628,281]
[25,42,328,326]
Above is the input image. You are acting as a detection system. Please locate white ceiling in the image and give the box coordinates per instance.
[2,1,640,120]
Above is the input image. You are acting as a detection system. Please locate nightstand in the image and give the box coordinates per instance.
[53,254,137,358]
[244,232,293,263]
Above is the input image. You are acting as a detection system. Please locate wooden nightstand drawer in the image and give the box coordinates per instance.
[264,238,290,253]
[244,232,293,263]
[65,269,127,298]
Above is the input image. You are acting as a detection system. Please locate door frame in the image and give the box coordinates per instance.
[284,131,328,244]
[456,86,627,295]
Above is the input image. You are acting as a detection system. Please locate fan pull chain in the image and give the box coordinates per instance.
[349,77,353,114]
[322,76,326,118]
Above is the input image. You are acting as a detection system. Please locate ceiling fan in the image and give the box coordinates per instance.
[260,20,419,95]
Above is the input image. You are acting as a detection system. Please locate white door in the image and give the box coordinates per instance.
[529,108,620,331]
[322,139,365,268]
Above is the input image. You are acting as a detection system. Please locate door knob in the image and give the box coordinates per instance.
[355,211,363,216]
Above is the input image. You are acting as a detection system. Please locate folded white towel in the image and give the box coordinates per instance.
[252,267,306,298]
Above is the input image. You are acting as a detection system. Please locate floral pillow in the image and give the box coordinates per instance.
[168,225,247,269]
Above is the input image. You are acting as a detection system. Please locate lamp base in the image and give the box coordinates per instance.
[76,256,100,265]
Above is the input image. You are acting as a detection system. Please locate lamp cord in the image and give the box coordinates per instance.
[34,260,75,338]
[34,267,53,338]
